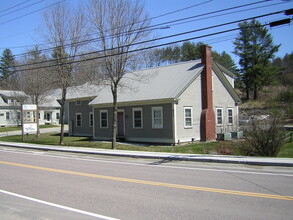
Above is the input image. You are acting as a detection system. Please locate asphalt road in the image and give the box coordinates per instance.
[0,147,292,220]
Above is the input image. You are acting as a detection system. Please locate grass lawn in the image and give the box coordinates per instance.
[0,132,220,154]
[0,132,292,157]
[0,127,21,132]
[278,142,293,158]
[0,125,59,133]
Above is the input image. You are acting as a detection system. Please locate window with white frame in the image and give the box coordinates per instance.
[56,112,60,120]
[6,112,10,120]
[152,106,163,129]
[89,112,93,127]
[227,108,233,125]
[216,108,223,125]
[17,112,21,120]
[75,100,81,106]
[133,108,143,129]
[100,110,108,128]
[76,113,82,127]
[184,107,193,128]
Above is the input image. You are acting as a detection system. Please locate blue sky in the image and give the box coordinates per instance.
[0,0,292,65]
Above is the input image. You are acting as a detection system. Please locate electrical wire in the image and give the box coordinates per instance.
[0,0,31,14]
[3,0,283,56]
[2,0,213,52]
[13,9,289,68]
[15,17,292,72]
[0,0,66,26]
[0,0,46,18]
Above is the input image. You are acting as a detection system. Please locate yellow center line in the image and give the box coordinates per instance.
[1,160,292,201]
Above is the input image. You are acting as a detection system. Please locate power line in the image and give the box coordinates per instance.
[0,0,66,26]
[144,0,213,21]
[0,0,31,14]
[165,1,288,28]
[4,0,213,53]
[14,9,290,68]
[0,0,46,18]
[10,0,289,58]
[15,17,292,72]
[143,0,277,30]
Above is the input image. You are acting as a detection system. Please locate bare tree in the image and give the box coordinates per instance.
[72,55,104,86]
[88,0,153,149]
[42,2,87,144]
[20,46,53,138]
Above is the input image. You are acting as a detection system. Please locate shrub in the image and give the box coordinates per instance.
[240,114,287,157]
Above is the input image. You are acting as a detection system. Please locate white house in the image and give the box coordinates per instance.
[0,90,61,127]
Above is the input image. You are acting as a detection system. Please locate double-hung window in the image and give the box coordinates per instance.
[133,108,143,129]
[6,112,10,120]
[216,108,223,126]
[152,107,163,129]
[100,110,108,128]
[89,112,93,127]
[184,107,193,128]
[76,113,82,127]
[227,108,233,125]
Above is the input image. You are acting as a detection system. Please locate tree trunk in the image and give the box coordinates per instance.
[59,87,67,145]
[112,87,118,149]
[253,84,258,100]
[246,87,250,100]
[36,105,40,139]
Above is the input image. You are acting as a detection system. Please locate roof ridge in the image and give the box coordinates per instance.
[126,59,201,74]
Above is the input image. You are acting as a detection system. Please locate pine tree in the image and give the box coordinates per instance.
[233,19,280,100]
[0,49,16,80]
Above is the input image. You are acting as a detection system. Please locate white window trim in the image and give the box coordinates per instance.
[89,112,93,127]
[75,100,81,106]
[184,107,193,128]
[216,108,223,126]
[76,113,82,127]
[132,108,143,129]
[227,108,233,125]
[152,106,163,129]
[100,110,108,129]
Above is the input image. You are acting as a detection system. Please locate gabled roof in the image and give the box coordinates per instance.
[0,90,28,107]
[37,95,61,108]
[87,59,241,106]
[62,82,102,101]
[214,61,236,78]
[89,60,204,106]
[0,90,27,98]
[212,61,241,104]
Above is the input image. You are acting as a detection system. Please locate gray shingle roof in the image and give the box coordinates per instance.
[89,60,204,106]
[64,82,103,101]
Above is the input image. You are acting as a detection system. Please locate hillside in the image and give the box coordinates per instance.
[239,84,293,119]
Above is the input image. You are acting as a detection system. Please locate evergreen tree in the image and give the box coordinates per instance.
[273,52,293,86]
[181,41,204,61]
[155,41,237,74]
[233,19,280,100]
[0,49,16,80]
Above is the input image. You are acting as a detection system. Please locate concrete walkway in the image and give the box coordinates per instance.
[0,140,292,167]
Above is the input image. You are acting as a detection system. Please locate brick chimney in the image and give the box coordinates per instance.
[200,45,216,141]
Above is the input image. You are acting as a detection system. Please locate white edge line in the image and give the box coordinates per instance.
[1,149,293,177]
[0,189,120,220]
